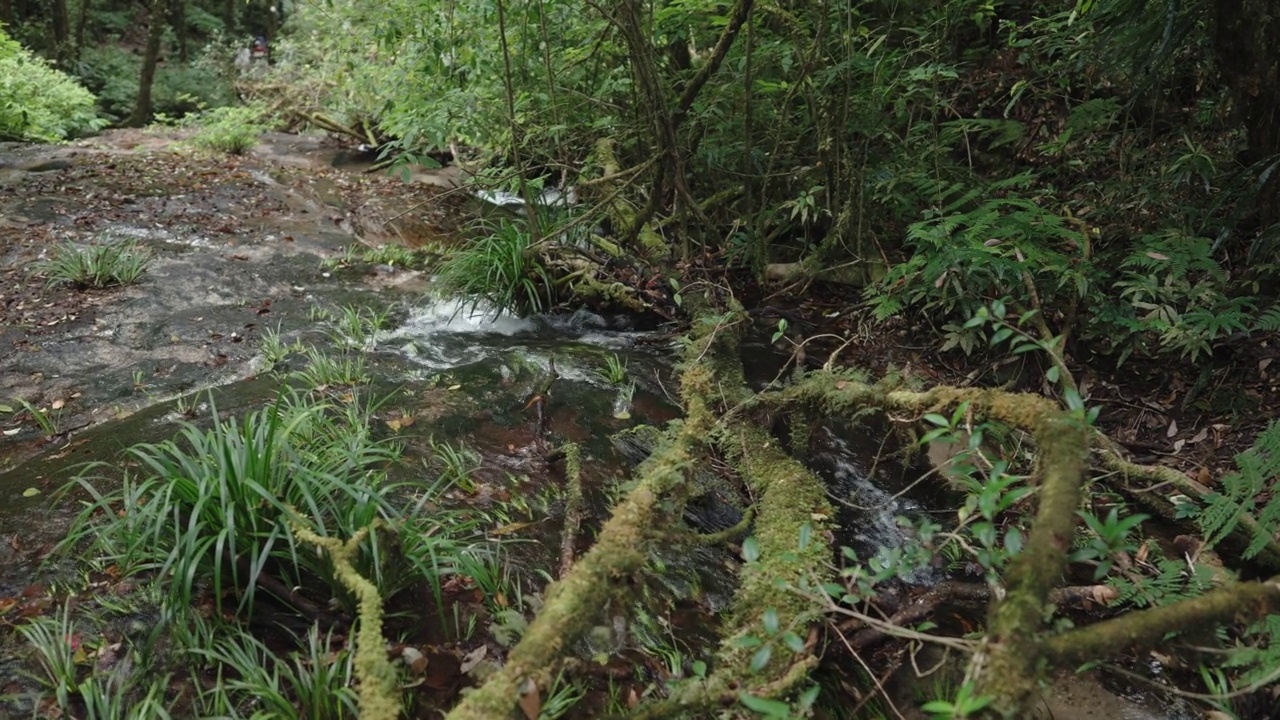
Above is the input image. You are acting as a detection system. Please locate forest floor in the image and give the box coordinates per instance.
[0,128,1276,718]
[3,126,1276,529]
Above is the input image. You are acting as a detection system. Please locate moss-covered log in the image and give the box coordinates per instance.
[633,303,835,717]
[292,522,400,720]
[1043,575,1280,668]
[444,306,734,720]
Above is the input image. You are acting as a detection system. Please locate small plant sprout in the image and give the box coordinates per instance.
[771,318,789,344]
[292,347,370,388]
[597,353,628,385]
[16,398,61,436]
[36,239,152,289]
[428,437,482,493]
[329,304,393,350]
[259,324,302,368]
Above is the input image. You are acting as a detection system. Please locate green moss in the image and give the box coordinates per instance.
[292,521,401,720]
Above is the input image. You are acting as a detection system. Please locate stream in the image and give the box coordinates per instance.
[0,132,1202,718]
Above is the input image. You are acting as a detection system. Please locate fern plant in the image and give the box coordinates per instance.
[1196,421,1280,560]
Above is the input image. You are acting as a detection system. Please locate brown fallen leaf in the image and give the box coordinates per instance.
[459,645,488,675]
[518,678,541,720]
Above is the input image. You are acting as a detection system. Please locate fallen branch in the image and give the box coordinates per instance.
[1097,437,1280,574]
[291,521,400,720]
[443,308,730,720]
[558,443,584,578]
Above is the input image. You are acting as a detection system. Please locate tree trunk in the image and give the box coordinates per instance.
[264,0,276,42]
[1213,0,1280,229]
[173,0,187,62]
[1,0,13,32]
[127,0,168,128]
[74,0,89,62]
[50,0,70,65]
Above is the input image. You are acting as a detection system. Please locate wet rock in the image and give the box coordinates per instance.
[21,159,74,173]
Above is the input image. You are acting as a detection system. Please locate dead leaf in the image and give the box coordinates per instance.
[1189,427,1208,444]
[401,646,429,675]
[1261,358,1274,373]
[1135,542,1150,564]
[50,399,64,410]
[490,521,537,536]
[518,678,541,720]
[1166,419,1178,438]
[1146,252,1170,260]
[460,645,487,675]
[1172,439,1185,454]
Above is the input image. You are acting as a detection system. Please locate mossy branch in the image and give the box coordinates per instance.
[775,373,1089,714]
[444,302,734,720]
[1043,576,1280,668]
[558,442,584,577]
[291,520,400,720]
[1097,436,1280,574]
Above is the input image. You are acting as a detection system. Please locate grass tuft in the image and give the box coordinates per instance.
[56,389,401,615]
[36,239,151,288]
[436,217,554,317]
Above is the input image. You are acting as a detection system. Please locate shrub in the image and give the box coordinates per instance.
[0,28,105,141]
[35,239,152,288]
[75,44,236,122]
[188,104,269,154]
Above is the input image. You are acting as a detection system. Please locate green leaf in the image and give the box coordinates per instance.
[738,693,791,717]
[797,522,812,550]
[797,684,821,709]
[762,608,780,635]
[750,645,773,672]
[742,536,760,562]
[923,413,951,428]
[692,660,707,678]
[782,632,805,653]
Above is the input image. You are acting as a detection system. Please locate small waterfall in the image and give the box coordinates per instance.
[810,428,938,585]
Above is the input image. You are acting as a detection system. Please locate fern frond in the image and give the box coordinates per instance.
[1199,420,1280,558]
[1254,304,1280,332]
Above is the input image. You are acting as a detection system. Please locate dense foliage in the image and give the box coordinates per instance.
[0,26,103,141]
[7,0,1280,716]
[225,0,1278,367]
